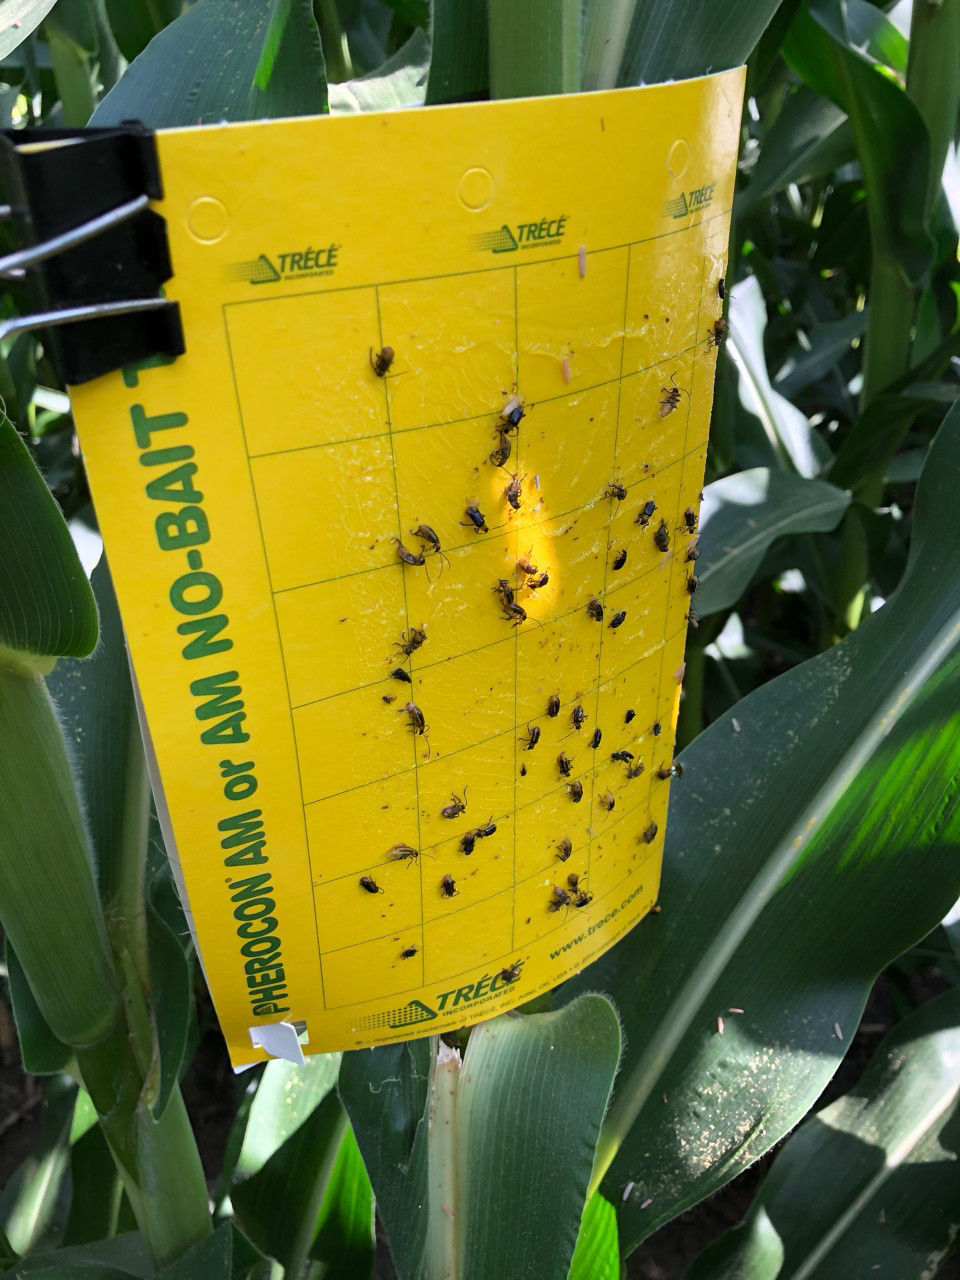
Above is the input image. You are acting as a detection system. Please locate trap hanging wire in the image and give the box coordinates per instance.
[67,70,744,1064]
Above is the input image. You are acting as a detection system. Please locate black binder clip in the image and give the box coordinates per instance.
[0,123,184,384]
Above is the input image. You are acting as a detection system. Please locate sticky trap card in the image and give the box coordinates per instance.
[68,71,744,1063]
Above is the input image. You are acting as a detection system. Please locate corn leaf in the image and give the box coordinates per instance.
[4,943,71,1076]
[695,467,851,616]
[6,1235,153,1279]
[686,1207,785,1279]
[145,901,192,1122]
[0,1,59,61]
[426,0,488,105]
[618,0,782,87]
[743,86,853,207]
[784,0,932,285]
[688,991,960,1279]
[458,998,621,1279]
[159,1222,236,1280]
[0,1078,76,1255]
[62,1122,121,1248]
[336,1039,432,1279]
[92,0,327,128]
[727,277,829,477]
[311,1129,376,1280]
[231,1092,367,1274]
[569,1192,620,1280]
[0,411,97,666]
[0,669,120,1048]
[47,559,144,906]
[774,310,866,398]
[230,1057,372,1277]
[234,1055,341,1179]
[9,1260,138,1280]
[570,398,960,1257]
[104,0,180,62]
[488,0,581,98]
[340,995,621,1280]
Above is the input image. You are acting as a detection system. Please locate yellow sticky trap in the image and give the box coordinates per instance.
[69,72,744,1063]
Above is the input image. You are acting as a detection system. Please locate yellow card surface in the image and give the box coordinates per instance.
[69,72,743,1064]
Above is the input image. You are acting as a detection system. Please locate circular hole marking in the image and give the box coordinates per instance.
[186,196,228,244]
[458,166,495,212]
[666,139,690,179]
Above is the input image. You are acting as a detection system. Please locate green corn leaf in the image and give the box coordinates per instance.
[47,559,146,908]
[906,0,960,220]
[743,86,854,206]
[311,1127,375,1280]
[0,1077,76,1255]
[0,669,120,1048]
[44,559,188,1119]
[145,900,192,1120]
[783,1,931,282]
[619,0,782,88]
[336,1039,432,1280]
[582,0,638,92]
[569,1192,621,1280]
[159,1222,238,1280]
[0,1229,16,1268]
[783,0,933,404]
[828,393,933,495]
[8,1259,138,1280]
[774,310,866,398]
[686,1206,786,1279]
[234,1054,341,1179]
[230,1056,371,1276]
[254,0,293,90]
[6,1235,153,1279]
[104,0,180,62]
[44,7,97,126]
[688,991,960,1279]
[488,0,581,99]
[727,277,830,477]
[92,0,327,128]
[380,0,429,26]
[42,0,97,52]
[426,0,488,105]
[5,942,71,1075]
[457,997,621,1279]
[0,411,97,668]
[62,1113,122,1247]
[695,467,851,616]
[340,995,621,1280]
[0,2,59,61]
[231,1091,350,1272]
[569,398,960,1257]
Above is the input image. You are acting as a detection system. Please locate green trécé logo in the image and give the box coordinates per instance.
[227,244,340,285]
[662,182,716,220]
[473,216,567,254]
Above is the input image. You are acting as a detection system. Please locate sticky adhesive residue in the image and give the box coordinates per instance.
[69,72,744,1063]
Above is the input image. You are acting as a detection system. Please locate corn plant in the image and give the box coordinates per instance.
[0,2,958,1278]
